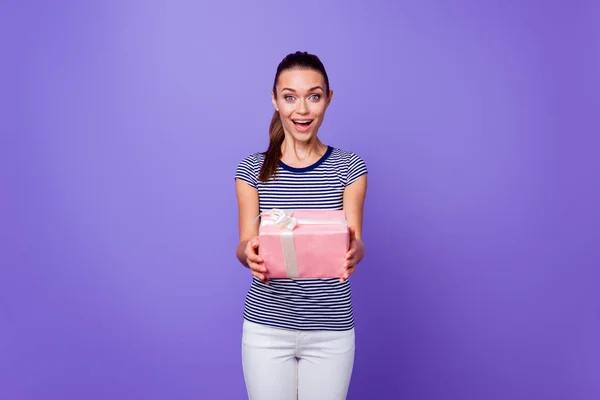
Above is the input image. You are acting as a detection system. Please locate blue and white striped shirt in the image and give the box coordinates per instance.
[235,146,368,331]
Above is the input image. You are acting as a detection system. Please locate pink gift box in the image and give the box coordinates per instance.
[258,209,349,279]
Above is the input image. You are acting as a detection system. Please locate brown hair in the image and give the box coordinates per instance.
[258,51,331,182]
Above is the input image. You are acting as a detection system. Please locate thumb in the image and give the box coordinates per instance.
[348,226,356,242]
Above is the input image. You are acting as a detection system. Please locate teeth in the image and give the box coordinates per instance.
[294,120,311,124]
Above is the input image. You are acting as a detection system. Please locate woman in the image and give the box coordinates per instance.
[234,51,368,400]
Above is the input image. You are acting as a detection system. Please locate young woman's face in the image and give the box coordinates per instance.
[272,69,333,143]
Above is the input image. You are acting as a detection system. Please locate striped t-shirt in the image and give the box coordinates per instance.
[234,145,368,331]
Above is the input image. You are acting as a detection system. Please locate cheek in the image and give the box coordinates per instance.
[278,102,295,115]
[309,103,327,117]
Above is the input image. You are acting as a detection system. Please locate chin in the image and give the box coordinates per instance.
[290,133,315,142]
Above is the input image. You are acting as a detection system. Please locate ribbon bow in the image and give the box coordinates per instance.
[259,209,298,230]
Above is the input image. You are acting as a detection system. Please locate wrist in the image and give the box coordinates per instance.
[236,240,250,267]
[357,239,365,260]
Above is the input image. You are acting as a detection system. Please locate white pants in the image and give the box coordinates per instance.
[241,319,355,400]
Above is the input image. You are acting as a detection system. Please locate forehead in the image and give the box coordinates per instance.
[276,69,325,92]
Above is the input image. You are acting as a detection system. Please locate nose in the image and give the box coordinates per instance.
[296,99,308,114]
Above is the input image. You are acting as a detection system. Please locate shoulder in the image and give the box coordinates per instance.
[327,146,368,185]
[237,151,265,167]
[235,151,265,188]
[328,147,367,169]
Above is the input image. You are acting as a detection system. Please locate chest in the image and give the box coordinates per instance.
[256,168,346,211]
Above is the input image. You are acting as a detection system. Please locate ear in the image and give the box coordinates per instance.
[271,91,278,111]
[326,89,334,108]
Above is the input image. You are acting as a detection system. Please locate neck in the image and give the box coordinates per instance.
[280,136,327,166]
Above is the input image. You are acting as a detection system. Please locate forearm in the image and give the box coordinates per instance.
[236,240,250,267]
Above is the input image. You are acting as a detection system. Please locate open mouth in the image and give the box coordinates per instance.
[292,119,313,131]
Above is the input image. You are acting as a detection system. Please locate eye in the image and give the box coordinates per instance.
[285,95,295,101]
[309,94,321,101]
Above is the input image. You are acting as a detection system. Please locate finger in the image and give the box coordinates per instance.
[344,266,356,279]
[251,271,269,284]
[245,245,261,258]
[248,261,267,272]
[345,248,356,259]
[257,274,270,285]
[251,270,264,280]
[247,252,263,263]
[246,238,259,253]
[344,256,357,267]
[339,265,355,282]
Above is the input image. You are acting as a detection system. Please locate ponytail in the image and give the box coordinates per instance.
[258,110,285,182]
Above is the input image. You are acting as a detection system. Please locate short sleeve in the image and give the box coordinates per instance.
[235,154,258,189]
[346,152,368,186]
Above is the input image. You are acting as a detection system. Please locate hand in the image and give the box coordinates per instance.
[341,226,365,282]
[245,237,269,284]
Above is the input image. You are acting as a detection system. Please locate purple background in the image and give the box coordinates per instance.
[2,1,599,399]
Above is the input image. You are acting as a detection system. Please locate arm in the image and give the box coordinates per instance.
[342,173,367,281]
[235,178,268,282]
[343,174,367,241]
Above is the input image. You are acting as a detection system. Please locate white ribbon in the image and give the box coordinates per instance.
[258,209,298,230]
[257,209,348,278]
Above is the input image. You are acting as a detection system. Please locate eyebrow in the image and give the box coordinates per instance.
[281,86,324,92]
